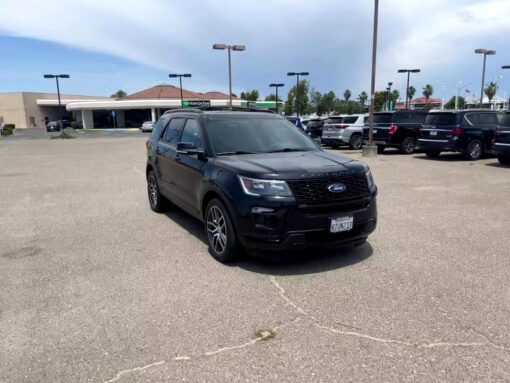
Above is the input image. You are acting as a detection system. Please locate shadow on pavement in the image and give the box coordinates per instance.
[164,205,373,276]
[485,162,510,168]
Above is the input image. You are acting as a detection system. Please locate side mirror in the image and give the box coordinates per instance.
[177,142,206,160]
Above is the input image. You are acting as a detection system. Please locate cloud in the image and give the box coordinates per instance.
[0,0,509,98]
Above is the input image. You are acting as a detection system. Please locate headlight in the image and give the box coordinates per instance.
[366,170,375,190]
[238,175,293,197]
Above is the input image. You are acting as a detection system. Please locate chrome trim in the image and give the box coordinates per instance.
[494,142,510,147]
[418,139,449,143]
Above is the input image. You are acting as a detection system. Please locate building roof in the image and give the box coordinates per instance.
[200,91,240,100]
[125,85,204,100]
[410,97,442,104]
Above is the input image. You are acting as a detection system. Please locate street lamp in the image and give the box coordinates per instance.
[168,74,192,105]
[269,83,284,113]
[287,72,309,116]
[43,74,70,128]
[475,48,496,107]
[213,43,246,107]
[397,69,420,109]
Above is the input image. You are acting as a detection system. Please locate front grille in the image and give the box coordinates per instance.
[287,174,369,204]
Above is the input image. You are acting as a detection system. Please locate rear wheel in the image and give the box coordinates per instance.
[400,136,416,154]
[498,155,510,165]
[205,199,239,263]
[349,134,363,150]
[147,170,170,212]
[425,150,441,158]
[463,139,483,161]
[377,146,385,154]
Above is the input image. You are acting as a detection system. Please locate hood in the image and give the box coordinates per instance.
[213,150,367,180]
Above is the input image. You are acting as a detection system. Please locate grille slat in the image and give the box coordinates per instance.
[287,174,369,204]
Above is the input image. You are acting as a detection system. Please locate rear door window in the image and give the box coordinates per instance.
[162,118,185,145]
[343,116,358,124]
[500,113,510,127]
[464,113,480,126]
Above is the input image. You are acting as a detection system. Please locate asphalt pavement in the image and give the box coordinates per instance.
[0,132,509,382]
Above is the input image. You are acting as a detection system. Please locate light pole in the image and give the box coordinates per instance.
[502,66,510,109]
[475,49,496,107]
[287,72,309,116]
[269,83,284,113]
[43,74,70,128]
[213,43,246,108]
[397,69,420,109]
[169,73,192,105]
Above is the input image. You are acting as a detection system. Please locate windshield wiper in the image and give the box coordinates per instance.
[266,148,312,153]
[216,150,258,155]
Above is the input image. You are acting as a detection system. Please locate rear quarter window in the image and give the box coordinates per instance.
[500,113,510,127]
[464,113,481,126]
[343,116,358,124]
[373,113,392,123]
[480,113,498,126]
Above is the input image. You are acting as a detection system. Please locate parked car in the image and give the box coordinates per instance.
[419,109,499,160]
[285,116,305,130]
[492,111,510,165]
[146,109,377,262]
[46,120,70,132]
[301,119,310,130]
[362,110,427,154]
[322,114,367,149]
[305,118,325,139]
[71,120,83,129]
[141,121,155,132]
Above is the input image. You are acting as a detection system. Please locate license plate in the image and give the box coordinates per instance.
[330,216,354,233]
[430,131,437,136]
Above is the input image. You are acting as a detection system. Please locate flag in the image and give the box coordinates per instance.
[465,89,471,93]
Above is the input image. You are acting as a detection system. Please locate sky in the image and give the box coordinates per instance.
[1,0,510,102]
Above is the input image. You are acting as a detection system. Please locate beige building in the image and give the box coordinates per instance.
[0,92,110,128]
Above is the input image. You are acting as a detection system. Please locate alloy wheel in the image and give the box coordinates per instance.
[469,141,482,160]
[207,206,227,254]
[148,176,158,207]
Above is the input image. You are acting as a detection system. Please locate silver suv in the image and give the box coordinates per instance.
[322,114,367,149]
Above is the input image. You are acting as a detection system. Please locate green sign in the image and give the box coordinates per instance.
[182,100,211,108]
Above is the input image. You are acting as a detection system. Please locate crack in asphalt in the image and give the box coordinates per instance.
[105,360,165,383]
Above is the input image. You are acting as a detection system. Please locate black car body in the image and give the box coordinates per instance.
[146,109,377,262]
[306,118,325,139]
[362,110,427,154]
[493,111,510,165]
[46,120,71,132]
[419,109,499,160]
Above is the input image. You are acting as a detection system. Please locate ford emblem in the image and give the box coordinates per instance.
[328,183,346,193]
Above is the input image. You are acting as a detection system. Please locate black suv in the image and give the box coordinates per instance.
[146,109,377,262]
[362,110,427,154]
[419,109,499,160]
[493,111,510,165]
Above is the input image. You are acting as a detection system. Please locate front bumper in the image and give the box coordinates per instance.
[232,193,378,251]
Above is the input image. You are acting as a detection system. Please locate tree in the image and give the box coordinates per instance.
[111,90,127,99]
[484,81,498,104]
[343,89,352,101]
[408,85,416,104]
[374,91,389,112]
[358,91,368,106]
[422,84,434,103]
[391,90,400,102]
[285,80,309,115]
[240,90,259,101]
[444,96,466,109]
[264,94,281,101]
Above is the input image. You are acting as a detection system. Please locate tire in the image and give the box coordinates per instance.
[400,136,416,154]
[205,198,239,263]
[377,146,385,154]
[349,134,363,150]
[425,150,441,158]
[498,155,510,165]
[147,170,170,213]
[463,139,483,161]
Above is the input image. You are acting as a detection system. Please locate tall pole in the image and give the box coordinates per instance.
[179,76,183,105]
[406,71,410,109]
[275,86,279,113]
[228,47,233,108]
[480,53,487,107]
[56,77,62,126]
[296,74,300,116]
[367,0,379,148]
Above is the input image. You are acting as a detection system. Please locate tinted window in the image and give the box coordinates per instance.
[363,116,369,123]
[180,119,203,149]
[326,117,343,124]
[162,118,185,145]
[343,116,358,124]
[393,112,426,124]
[464,113,480,126]
[205,115,317,154]
[425,113,457,125]
[373,113,392,123]
[308,120,323,126]
[500,113,510,127]
[480,113,498,126]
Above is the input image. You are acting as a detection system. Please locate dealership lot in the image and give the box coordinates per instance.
[0,134,509,382]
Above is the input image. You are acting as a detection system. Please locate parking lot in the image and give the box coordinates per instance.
[1,133,509,382]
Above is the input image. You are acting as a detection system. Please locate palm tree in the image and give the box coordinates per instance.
[358,91,368,106]
[422,84,434,103]
[343,89,352,101]
[484,81,498,105]
[408,86,416,104]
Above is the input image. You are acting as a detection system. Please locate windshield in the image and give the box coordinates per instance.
[205,115,318,154]
[373,113,392,123]
[425,113,457,125]
[325,117,343,124]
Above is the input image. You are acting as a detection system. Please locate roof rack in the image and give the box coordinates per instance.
[163,106,275,115]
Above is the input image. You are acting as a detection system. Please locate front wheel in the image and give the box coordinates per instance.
[400,137,416,154]
[205,199,239,263]
[349,134,363,150]
[463,139,483,161]
[498,155,510,165]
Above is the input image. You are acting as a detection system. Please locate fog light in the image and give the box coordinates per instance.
[251,207,275,214]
